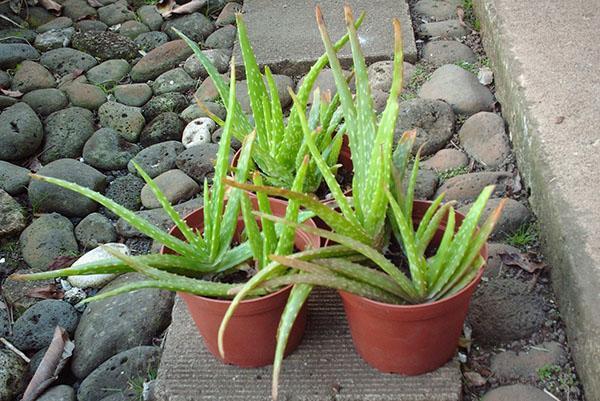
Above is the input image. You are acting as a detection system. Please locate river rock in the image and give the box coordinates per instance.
[459,112,511,167]
[28,159,106,217]
[98,1,136,25]
[484,242,522,278]
[0,189,26,238]
[127,140,185,178]
[11,60,55,93]
[113,83,152,107]
[19,213,78,270]
[162,12,214,41]
[98,101,146,142]
[0,161,30,195]
[70,273,173,378]
[72,30,138,61]
[78,346,161,401]
[394,98,455,156]
[414,0,461,20]
[140,169,200,208]
[41,107,96,163]
[0,102,43,161]
[175,143,219,182]
[417,20,468,39]
[151,67,195,96]
[181,117,214,147]
[137,5,163,31]
[83,128,140,170]
[75,213,117,249]
[0,43,39,69]
[62,0,97,20]
[422,40,477,66]
[180,101,226,122]
[194,75,220,102]
[134,31,169,52]
[118,20,149,40]
[103,174,145,217]
[422,149,468,172]
[205,24,236,49]
[0,70,9,88]
[436,171,512,202]
[76,19,108,32]
[130,39,193,82]
[140,112,185,146]
[419,64,495,116]
[0,348,27,400]
[141,92,188,120]
[86,59,131,86]
[490,341,566,380]
[68,243,128,288]
[10,299,79,351]
[22,88,68,116]
[183,48,230,79]
[116,197,201,237]
[34,27,74,51]
[37,17,73,33]
[63,83,108,110]
[215,1,241,26]
[468,278,546,344]
[37,385,76,401]
[458,198,532,239]
[482,384,555,401]
[367,61,415,92]
[40,48,98,77]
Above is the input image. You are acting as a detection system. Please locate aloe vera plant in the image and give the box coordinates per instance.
[174,13,365,193]
[9,60,310,302]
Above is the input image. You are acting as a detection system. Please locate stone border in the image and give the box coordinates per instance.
[474,1,600,399]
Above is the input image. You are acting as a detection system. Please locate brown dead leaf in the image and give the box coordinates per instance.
[47,255,78,271]
[464,371,487,387]
[39,0,62,14]
[456,6,467,27]
[0,88,23,98]
[157,0,176,17]
[499,252,547,273]
[21,327,75,401]
[25,284,64,300]
[161,0,206,18]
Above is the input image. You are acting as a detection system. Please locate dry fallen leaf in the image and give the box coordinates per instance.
[39,0,62,14]
[21,327,75,401]
[25,284,64,300]
[464,371,487,387]
[157,0,176,17]
[456,6,466,27]
[499,252,547,273]
[47,255,78,271]
[161,0,206,18]
[0,88,23,98]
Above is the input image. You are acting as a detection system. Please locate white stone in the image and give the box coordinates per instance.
[181,118,215,148]
[478,66,494,85]
[68,243,130,288]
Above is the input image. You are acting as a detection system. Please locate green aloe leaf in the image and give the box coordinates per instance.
[428,207,456,285]
[271,283,312,401]
[240,191,265,269]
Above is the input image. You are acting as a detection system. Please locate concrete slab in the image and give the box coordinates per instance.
[154,290,462,401]
[233,0,417,77]
[473,1,600,399]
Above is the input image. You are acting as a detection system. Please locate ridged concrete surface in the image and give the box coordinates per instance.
[155,290,461,401]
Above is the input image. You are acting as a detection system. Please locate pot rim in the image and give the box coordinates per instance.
[178,283,293,306]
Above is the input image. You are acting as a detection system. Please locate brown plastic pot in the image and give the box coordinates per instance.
[160,197,321,367]
[338,200,488,375]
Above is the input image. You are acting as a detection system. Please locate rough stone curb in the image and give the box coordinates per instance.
[474,1,600,399]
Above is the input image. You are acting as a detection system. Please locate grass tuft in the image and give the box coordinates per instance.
[505,222,538,249]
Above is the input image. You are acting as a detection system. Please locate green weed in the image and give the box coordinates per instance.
[455,60,478,75]
[128,368,158,401]
[437,166,469,182]
[505,222,538,249]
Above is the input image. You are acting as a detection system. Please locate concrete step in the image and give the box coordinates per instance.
[154,289,462,401]
[232,0,417,76]
[474,1,600,399]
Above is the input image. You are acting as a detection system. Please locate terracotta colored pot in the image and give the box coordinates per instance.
[161,197,321,367]
[339,200,488,375]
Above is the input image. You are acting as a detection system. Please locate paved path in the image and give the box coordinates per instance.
[233,0,417,76]
[474,1,600,399]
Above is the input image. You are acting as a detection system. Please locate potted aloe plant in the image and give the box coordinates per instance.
[9,62,323,368]
[174,12,363,193]
[220,5,505,399]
